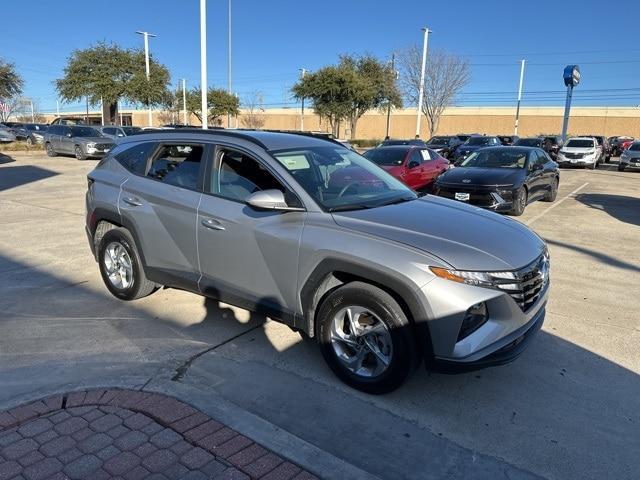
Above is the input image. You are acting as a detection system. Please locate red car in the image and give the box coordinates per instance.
[363,145,450,190]
[621,139,634,151]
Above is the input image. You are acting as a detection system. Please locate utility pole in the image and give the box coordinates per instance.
[514,59,526,136]
[299,68,306,131]
[182,79,188,125]
[136,30,156,126]
[385,53,396,139]
[200,0,208,129]
[227,0,232,128]
[415,27,431,138]
[561,65,581,144]
[29,100,34,123]
[100,97,104,125]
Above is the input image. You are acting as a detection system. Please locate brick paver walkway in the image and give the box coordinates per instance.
[0,389,317,480]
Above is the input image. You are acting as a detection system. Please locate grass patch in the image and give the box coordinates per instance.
[0,141,44,152]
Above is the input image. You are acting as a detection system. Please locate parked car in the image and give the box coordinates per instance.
[24,123,49,145]
[434,146,559,216]
[621,138,634,152]
[497,135,519,146]
[363,145,449,190]
[85,129,549,393]
[425,136,460,158]
[587,135,611,163]
[556,137,601,168]
[610,136,633,156]
[540,136,562,159]
[452,136,502,163]
[7,123,29,140]
[514,137,543,148]
[162,124,197,129]
[45,125,115,160]
[50,117,88,126]
[618,141,640,171]
[97,126,143,140]
[380,138,428,147]
[0,125,16,143]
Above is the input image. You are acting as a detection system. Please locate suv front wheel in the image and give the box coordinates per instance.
[316,282,417,394]
[97,228,158,300]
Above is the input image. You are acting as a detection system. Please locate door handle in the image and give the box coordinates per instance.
[122,196,142,207]
[201,218,225,231]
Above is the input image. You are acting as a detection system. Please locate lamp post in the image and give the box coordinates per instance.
[299,68,306,131]
[135,30,156,126]
[514,59,526,136]
[561,65,581,144]
[415,27,431,138]
[200,0,208,129]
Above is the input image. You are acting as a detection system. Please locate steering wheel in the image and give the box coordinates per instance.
[337,181,360,198]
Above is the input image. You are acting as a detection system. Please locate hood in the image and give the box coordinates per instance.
[622,149,640,158]
[437,167,523,186]
[332,196,545,271]
[74,137,114,144]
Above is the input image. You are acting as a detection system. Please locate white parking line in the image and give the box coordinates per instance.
[526,182,589,225]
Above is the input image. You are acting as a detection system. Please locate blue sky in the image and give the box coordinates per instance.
[2,0,639,113]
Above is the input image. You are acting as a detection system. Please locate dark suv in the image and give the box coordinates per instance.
[84,129,549,393]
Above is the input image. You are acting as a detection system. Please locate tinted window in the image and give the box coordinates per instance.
[628,143,640,151]
[115,142,156,175]
[103,128,116,135]
[71,126,100,137]
[427,137,449,145]
[566,139,595,148]
[515,138,542,147]
[466,137,492,146]
[408,150,423,166]
[147,144,204,190]
[48,125,61,135]
[461,149,527,169]
[214,149,285,202]
[363,148,408,166]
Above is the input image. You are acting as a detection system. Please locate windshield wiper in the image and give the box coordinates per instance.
[328,204,373,212]
[378,196,417,206]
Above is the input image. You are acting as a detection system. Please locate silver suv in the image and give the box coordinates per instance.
[45,125,115,160]
[85,130,550,393]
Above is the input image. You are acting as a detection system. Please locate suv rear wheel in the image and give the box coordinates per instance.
[316,282,417,394]
[97,228,158,300]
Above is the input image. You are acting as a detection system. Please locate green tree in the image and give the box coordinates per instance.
[292,54,402,138]
[55,42,171,124]
[185,87,239,126]
[0,59,23,99]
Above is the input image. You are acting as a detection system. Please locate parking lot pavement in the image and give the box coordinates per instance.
[0,152,638,480]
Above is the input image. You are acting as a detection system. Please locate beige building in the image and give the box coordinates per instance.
[42,106,640,140]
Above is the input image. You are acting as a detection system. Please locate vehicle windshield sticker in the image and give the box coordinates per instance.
[420,150,430,160]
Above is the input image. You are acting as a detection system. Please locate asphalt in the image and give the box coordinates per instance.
[0,151,638,480]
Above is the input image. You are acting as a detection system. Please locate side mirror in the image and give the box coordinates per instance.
[408,161,420,169]
[245,189,304,212]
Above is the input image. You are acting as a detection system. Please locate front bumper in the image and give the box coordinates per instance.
[620,157,640,168]
[85,147,112,158]
[434,185,515,212]
[556,154,596,166]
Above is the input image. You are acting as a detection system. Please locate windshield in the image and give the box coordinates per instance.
[629,143,640,151]
[71,126,101,137]
[457,135,470,142]
[460,149,527,169]
[516,138,541,147]
[122,127,141,135]
[26,124,48,131]
[272,146,416,211]
[465,137,491,146]
[363,148,408,166]
[427,137,449,145]
[566,139,594,148]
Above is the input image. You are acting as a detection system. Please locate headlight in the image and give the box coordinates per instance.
[86,142,96,148]
[430,266,517,288]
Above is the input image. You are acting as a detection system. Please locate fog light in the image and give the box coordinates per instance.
[458,302,488,341]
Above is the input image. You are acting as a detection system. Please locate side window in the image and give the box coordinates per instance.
[115,142,156,175]
[147,144,204,190]
[104,128,116,135]
[60,126,70,137]
[408,150,423,167]
[421,149,435,161]
[213,149,286,202]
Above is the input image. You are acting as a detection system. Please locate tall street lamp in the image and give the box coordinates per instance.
[415,27,431,138]
[136,30,156,126]
[200,0,208,129]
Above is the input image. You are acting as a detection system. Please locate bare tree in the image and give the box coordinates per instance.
[240,91,266,129]
[0,97,20,122]
[399,47,470,137]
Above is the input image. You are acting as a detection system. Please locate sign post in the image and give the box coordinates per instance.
[561,65,580,144]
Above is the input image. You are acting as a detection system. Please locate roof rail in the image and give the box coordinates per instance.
[254,129,345,147]
[134,127,269,149]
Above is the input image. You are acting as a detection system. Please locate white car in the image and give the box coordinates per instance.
[556,137,601,169]
[618,141,640,171]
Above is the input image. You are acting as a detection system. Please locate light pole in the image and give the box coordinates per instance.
[385,53,396,139]
[29,99,34,123]
[227,0,232,128]
[514,59,526,136]
[136,30,156,126]
[561,65,581,144]
[182,79,188,125]
[415,27,431,138]
[299,68,306,131]
[200,0,208,129]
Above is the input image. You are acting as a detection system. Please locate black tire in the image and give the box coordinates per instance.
[509,186,527,216]
[542,177,558,202]
[75,145,86,160]
[97,227,158,301]
[618,164,625,172]
[45,142,57,157]
[316,281,418,394]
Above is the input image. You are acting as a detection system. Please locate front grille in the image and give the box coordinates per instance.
[436,184,511,208]
[491,254,549,311]
[564,152,584,159]
[95,144,112,150]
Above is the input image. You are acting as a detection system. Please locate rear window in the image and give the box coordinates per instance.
[515,138,542,147]
[628,143,640,151]
[363,148,409,166]
[114,142,156,175]
[428,137,449,145]
[566,139,595,148]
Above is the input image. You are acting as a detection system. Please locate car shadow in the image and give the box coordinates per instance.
[574,192,640,227]
[0,153,16,165]
[544,238,640,273]
[0,165,59,192]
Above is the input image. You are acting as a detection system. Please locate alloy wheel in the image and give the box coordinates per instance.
[103,242,133,289]
[330,306,393,378]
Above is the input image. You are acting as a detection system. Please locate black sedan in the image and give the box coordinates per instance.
[433,146,559,216]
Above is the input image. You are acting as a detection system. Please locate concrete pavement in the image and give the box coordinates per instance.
[0,151,638,479]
